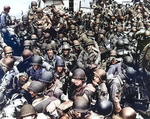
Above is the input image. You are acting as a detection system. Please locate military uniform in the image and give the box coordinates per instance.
[27,66,47,81]
[43,54,62,72]
[106,74,124,113]
[60,53,77,71]
[68,83,94,101]
[77,47,101,70]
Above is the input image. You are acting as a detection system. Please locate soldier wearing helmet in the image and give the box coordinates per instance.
[20,104,50,119]
[43,43,62,71]
[0,5,11,29]
[28,1,38,22]
[67,24,79,44]
[40,71,70,104]
[91,69,109,107]
[106,67,136,113]
[0,57,18,93]
[28,81,61,118]
[17,49,32,72]
[2,46,22,68]
[33,8,52,33]
[72,40,83,58]
[0,5,12,45]
[68,68,95,102]
[27,55,46,81]
[77,38,101,81]
[14,15,35,47]
[60,43,77,71]
[64,96,104,119]
[54,58,71,94]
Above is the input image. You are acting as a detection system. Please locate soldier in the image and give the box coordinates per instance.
[0,6,11,29]
[70,96,104,119]
[0,5,12,44]
[107,57,122,75]
[95,99,113,117]
[27,55,46,81]
[77,38,101,81]
[91,69,109,109]
[0,57,18,95]
[112,107,137,119]
[23,40,32,50]
[20,104,50,119]
[106,67,136,113]
[17,49,32,72]
[67,24,79,44]
[68,68,95,102]
[0,92,27,119]
[54,58,71,94]
[43,43,62,72]
[28,1,38,23]
[28,81,61,118]
[14,15,35,48]
[60,43,77,71]
[72,40,83,58]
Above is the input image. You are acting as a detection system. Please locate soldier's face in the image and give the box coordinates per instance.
[32,6,37,10]
[86,45,92,51]
[33,65,40,70]
[29,90,36,97]
[47,49,54,58]
[57,66,63,73]
[63,50,69,55]
[23,20,28,25]
[73,79,83,87]
[73,110,81,118]
[5,53,12,58]
[19,76,27,85]
[93,74,101,84]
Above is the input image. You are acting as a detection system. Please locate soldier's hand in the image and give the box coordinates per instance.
[89,64,96,69]
[58,100,73,110]
[22,81,31,91]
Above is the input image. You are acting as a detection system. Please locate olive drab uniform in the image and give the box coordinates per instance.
[77,47,101,70]
[60,53,77,71]
[106,74,124,113]
[33,13,52,33]
[68,83,94,101]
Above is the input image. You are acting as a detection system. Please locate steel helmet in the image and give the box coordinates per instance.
[24,40,31,46]
[22,15,29,21]
[22,49,32,59]
[46,44,53,51]
[123,56,133,67]
[110,50,117,56]
[2,57,14,69]
[62,43,71,50]
[31,55,42,65]
[73,96,90,113]
[72,68,85,80]
[55,58,65,67]
[28,81,45,94]
[4,46,13,54]
[94,69,106,80]
[41,43,47,50]
[4,5,11,11]
[96,100,113,116]
[31,1,37,6]
[85,38,94,46]
[31,34,38,40]
[44,33,51,39]
[124,67,136,79]
[20,104,36,117]
[39,71,54,83]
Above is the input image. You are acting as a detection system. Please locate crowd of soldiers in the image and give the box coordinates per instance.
[0,0,150,118]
